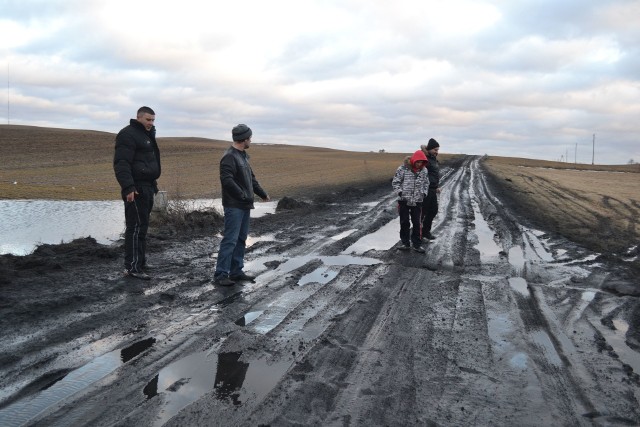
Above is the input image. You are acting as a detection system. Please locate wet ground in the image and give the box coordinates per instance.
[1,156,639,426]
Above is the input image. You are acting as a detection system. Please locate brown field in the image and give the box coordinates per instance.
[0,125,433,201]
[482,155,640,256]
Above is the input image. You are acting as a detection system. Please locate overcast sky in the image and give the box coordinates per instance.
[2,0,639,164]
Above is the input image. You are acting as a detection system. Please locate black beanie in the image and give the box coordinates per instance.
[426,138,440,151]
[232,124,252,141]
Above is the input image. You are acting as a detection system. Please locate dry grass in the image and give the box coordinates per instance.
[0,125,449,201]
[483,156,640,257]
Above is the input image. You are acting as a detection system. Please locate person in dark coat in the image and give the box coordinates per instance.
[214,124,270,286]
[114,106,161,280]
[420,138,441,241]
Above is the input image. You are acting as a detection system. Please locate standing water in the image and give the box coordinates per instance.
[0,199,277,256]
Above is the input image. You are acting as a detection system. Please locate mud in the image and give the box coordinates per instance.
[1,156,639,426]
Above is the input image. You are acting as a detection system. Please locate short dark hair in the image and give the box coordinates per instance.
[137,106,155,117]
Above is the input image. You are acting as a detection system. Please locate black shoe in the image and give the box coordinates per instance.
[229,273,256,282]
[142,263,156,271]
[412,245,426,254]
[423,232,436,241]
[398,242,411,251]
[125,269,151,280]
[214,276,236,286]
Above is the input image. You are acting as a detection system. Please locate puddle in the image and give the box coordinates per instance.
[510,353,528,369]
[342,218,399,254]
[235,310,264,326]
[249,254,381,279]
[508,245,525,275]
[468,184,502,262]
[331,229,358,240]
[0,336,157,426]
[531,330,562,367]
[509,277,529,297]
[298,267,339,286]
[523,229,554,262]
[145,350,291,426]
[0,198,277,256]
[602,318,640,374]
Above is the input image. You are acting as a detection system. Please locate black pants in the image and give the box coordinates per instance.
[398,201,422,247]
[123,184,154,272]
[421,188,438,235]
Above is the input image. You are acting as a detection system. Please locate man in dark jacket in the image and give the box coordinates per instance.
[214,124,270,286]
[420,138,441,241]
[114,106,161,280]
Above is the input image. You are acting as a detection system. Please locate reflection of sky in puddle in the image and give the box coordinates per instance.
[0,198,277,256]
[0,337,155,426]
[523,228,554,262]
[509,277,529,297]
[247,254,381,278]
[145,350,291,426]
[342,218,399,254]
[0,200,123,255]
[468,182,502,262]
[531,330,562,367]
[298,267,339,286]
[508,245,525,275]
[602,318,640,374]
[331,229,358,240]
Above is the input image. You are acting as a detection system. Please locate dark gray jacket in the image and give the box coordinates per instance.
[220,146,267,209]
[113,119,161,198]
[426,153,440,189]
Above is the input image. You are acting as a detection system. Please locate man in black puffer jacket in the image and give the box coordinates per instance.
[114,106,161,280]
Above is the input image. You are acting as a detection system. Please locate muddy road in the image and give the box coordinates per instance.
[1,156,639,426]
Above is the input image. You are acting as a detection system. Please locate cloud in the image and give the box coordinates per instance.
[1,0,639,164]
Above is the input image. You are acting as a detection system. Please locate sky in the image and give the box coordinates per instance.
[1,0,639,164]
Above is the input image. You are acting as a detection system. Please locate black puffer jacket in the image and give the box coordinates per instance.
[220,146,267,209]
[426,153,440,189]
[113,119,161,198]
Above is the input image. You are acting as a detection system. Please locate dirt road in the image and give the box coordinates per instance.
[1,156,639,426]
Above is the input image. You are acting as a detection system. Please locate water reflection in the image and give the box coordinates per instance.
[145,350,291,425]
[0,198,277,256]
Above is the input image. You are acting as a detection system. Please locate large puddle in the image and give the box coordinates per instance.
[0,337,156,427]
[0,199,277,256]
[144,349,291,426]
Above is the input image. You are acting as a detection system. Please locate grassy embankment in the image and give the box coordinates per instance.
[483,156,640,263]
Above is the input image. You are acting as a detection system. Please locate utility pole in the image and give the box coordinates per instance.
[575,142,577,164]
[592,134,595,165]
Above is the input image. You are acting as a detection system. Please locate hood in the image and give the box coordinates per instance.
[410,150,428,171]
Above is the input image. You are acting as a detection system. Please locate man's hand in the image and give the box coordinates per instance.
[126,190,138,202]
[261,195,271,202]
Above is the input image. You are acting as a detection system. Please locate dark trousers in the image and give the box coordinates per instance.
[123,184,154,272]
[421,189,438,235]
[398,201,422,247]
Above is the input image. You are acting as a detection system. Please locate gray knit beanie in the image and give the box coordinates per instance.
[232,124,252,141]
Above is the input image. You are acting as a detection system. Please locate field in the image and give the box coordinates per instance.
[482,156,640,257]
[0,125,418,201]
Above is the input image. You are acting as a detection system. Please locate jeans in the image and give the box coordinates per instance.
[215,207,251,278]
[123,184,154,272]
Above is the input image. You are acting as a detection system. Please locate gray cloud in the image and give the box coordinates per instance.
[1,0,639,164]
